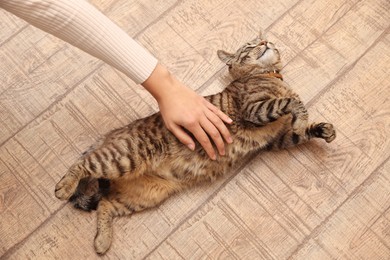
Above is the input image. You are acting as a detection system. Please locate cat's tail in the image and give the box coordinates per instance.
[69,177,110,211]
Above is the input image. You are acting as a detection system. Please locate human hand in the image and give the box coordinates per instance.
[158,84,233,160]
[142,64,233,160]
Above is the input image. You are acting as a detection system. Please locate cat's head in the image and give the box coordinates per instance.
[217,32,282,79]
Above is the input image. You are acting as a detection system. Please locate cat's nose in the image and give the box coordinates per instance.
[260,40,267,45]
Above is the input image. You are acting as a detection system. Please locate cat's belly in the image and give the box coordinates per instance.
[153,155,225,183]
[150,115,290,184]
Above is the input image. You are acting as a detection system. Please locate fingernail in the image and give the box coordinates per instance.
[227,137,233,143]
[211,154,217,160]
[187,144,195,151]
[227,118,233,123]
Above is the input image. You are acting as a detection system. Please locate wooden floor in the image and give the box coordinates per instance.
[1,0,390,259]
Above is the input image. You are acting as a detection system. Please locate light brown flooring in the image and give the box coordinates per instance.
[1,0,390,259]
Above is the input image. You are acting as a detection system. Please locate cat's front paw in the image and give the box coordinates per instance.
[55,176,79,200]
[316,123,336,143]
[94,231,112,255]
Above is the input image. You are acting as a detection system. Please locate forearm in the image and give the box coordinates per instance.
[0,0,157,84]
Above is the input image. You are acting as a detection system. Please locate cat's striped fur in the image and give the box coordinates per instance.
[55,32,336,254]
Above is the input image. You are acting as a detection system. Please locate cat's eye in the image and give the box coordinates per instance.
[242,56,251,62]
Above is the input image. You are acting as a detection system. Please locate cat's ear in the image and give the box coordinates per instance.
[217,50,235,65]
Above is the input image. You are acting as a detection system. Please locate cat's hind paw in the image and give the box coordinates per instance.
[55,175,79,200]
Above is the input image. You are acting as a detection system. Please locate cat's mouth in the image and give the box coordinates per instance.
[257,46,270,59]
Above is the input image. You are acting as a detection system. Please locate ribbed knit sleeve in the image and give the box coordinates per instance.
[0,0,158,84]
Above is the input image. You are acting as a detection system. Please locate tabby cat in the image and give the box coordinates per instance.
[55,32,336,254]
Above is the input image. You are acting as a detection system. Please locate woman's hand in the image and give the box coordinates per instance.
[142,64,233,160]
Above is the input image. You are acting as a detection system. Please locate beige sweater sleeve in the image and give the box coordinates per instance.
[0,0,158,84]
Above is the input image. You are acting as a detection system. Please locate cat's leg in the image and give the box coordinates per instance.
[244,98,308,135]
[55,138,107,200]
[94,175,183,254]
[56,144,138,200]
[94,198,131,255]
[271,122,336,149]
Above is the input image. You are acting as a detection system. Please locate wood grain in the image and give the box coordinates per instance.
[0,0,389,258]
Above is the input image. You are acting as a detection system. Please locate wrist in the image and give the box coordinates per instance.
[141,63,180,102]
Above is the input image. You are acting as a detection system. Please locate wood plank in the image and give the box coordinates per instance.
[0,159,49,256]
[290,159,390,259]
[0,10,27,45]
[225,166,314,242]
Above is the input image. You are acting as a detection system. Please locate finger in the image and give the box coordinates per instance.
[169,124,195,151]
[200,116,226,156]
[189,124,217,160]
[205,108,233,144]
[204,100,233,124]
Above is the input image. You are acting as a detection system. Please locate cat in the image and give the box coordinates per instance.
[55,32,336,254]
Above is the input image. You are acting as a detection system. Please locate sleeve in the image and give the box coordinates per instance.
[0,0,158,84]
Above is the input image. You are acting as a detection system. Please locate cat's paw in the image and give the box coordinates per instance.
[55,176,79,200]
[315,123,336,143]
[94,231,112,255]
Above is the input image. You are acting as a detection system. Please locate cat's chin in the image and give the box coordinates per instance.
[257,51,281,70]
